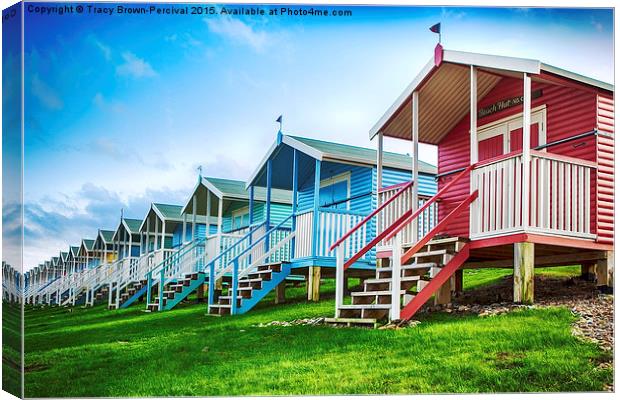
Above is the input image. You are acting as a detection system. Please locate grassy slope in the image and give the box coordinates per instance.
[2,301,22,397]
[24,266,612,396]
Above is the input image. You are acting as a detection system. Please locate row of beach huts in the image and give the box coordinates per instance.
[6,46,615,325]
[19,134,437,320]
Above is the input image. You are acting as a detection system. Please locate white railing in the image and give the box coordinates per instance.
[208,216,295,314]
[204,231,248,271]
[158,242,206,284]
[470,151,596,240]
[378,184,436,248]
[294,209,370,260]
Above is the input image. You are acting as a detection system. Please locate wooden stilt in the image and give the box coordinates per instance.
[215,278,223,300]
[580,263,596,282]
[596,251,613,287]
[343,274,351,296]
[307,266,321,301]
[434,280,452,305]
[376,258,389,268]
[453,269,463,296]
[275,282,286,304]
[513,242,534,304]
[196,283,205,301]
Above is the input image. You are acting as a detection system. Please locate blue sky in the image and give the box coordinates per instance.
[11,3,614,269]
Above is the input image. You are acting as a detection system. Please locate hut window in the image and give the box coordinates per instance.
[232,206,250,230]
[319,172,351,210]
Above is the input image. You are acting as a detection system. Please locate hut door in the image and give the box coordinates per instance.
[508,109,546,152]
[477,107,546,160]
[477,125,507,161]
[509,125,539,151]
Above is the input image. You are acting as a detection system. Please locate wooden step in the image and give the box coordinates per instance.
[324,317,378,328]
[351,290,406,297]
[247,269,273,281]
[376,262,435,273]
[339,304,392,310]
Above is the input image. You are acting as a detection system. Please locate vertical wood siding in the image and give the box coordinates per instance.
[222,201,292,232]
[596,92,614,244]
[438,76,599,237]
[296,161,374,214]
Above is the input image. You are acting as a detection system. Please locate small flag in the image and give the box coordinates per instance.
[276,115,282,124]
[429,23,441,34]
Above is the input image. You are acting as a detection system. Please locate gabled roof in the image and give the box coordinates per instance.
[153,203,183,220]
[208,177,292,203]
[247,133,437,188]
[370,47,614,143]
[123,218,142,234]
[139,203,185,231]
[112,218,143,242]
[99,230,115,243]
[290,135,436,174]
[51,257,59,266]
[181,177,292,215]
[60,252,68,262]
[69,246,80,257]
[81,239,95,252]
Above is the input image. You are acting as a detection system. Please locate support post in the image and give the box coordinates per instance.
[453,269,464,296]
[411,92,419,243]
[192,194,197,240]
[434,272,452,305]
[291,149,299,258]
[522,73,532,228]
[208,261,215,309]
[390,231,402,321]
[217,197,223,267]
[275,282,286,304]
[248,185,254,226]
[311,159,321,258]
[307,266,321,302]
[145,272,152,306]
[265,159,273,253]
[596,251,614,288]
[581,262,596,282]
[470,66,478,164]
[248,185,254,264]
[160,221,166,251]
[231,259,239,315]
[376,132,383,234]
[513,242,534,304]
[206,191,211,237]
[469,66,479,236]
[158,269,164,311]
[335,244,344,317]
[182,214,187,244]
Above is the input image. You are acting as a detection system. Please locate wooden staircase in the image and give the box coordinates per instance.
[333,237,467,325]
[328,166,477,327]
[147,272,205,312]
[209,262,291,316]
[109,280,148,309]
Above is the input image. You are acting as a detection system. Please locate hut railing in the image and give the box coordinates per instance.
[378,186,436,250]
[294,208,370,260]
[470,150,596,240]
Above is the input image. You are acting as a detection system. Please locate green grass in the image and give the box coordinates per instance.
[23,266,611,396]
[2,301,22,398]
[463,266,581,290]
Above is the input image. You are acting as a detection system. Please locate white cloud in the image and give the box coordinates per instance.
[116,51,157,78]
[31,75,64,110]
[92,92,125,113]
[93,38,112,60]
[205,16,270,53]
[440,8,466,20]
[591,17,604,33]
